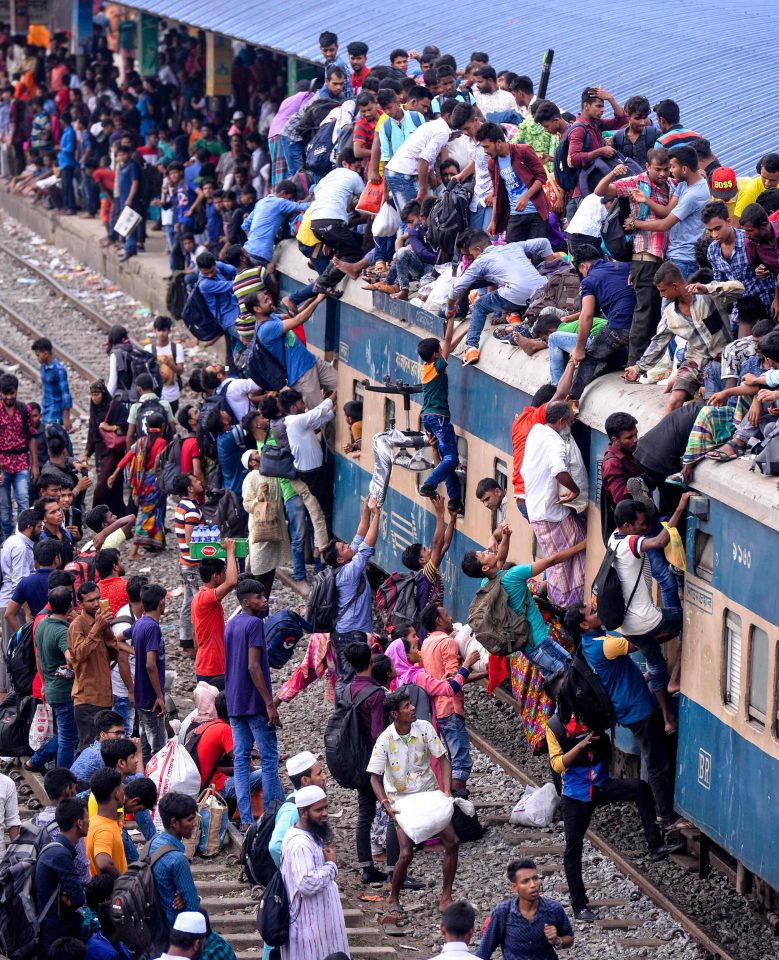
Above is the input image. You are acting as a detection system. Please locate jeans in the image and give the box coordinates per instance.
[82,172,100,216]
[569,327,631,401]
[137,707,168,769]
[113,695,134,735]
[646,517,681,610]
[222,768,264,802]
[0,469,30,537]
[373,235,395,263]
[468,290,521,349]
[627,708,676,824]
[437,713,473,782]
[421,414,461,503]
[60,165,76,212]
[561,778,662,910]
[356,783,378,866]
[506,212,547,243]
[289,282,318,308]
[524,635,571,678]
[469,204,493,231]
[547,330,594,384]
[394,246,431,289]
[669,258,697,281]
[51,702,78,768]
[331,629,367,701]
[230,715,284,825]
[281,136,304,176]
[383,171,418,218]
[625,607,682,692]
[285,494,309,581]
[180,569,201,649]
[75,703,110,752]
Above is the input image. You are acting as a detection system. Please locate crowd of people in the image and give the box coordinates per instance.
[0,13,776,960]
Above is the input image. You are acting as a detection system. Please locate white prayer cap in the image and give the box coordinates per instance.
[286,750,318,778]
[173,911,207,935]
[295,785,326,808]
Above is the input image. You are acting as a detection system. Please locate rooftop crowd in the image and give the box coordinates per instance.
[0,13,775,960]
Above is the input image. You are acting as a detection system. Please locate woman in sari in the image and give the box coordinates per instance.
[84,379,128,515]
[106,412,168,559]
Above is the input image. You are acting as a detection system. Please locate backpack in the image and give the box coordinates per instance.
[600,195,633,262]
[239,329,288,393]
[553,122,587,192]
[257,866,291,946]
[109,841,178,960]
[305,118,337,177]
[375,572,420,633]
[0,837,62,960]
[305,568,366,634]
[264,610,311,669]
[240,796,293,887]
[524,262,582,329]
[166,271,189,321]
[426,180,471,263]
[555,647,616,733]
[197,382,236,461]
[5,622,35,698]
[184,717,226,788]
[467,572,530,656]
[201,487,246,538]
[591,542,644,630]
[323,685,377,789]
[751,422,779,476]
[154,435,185,495]
[0,694,36,756]
[113,345,163,402]
[64,553,97,594]
[136,396,172,441]
[181,280,224,343]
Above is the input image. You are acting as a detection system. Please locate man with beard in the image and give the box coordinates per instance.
[153,911,207,959]
[280,785,349,960]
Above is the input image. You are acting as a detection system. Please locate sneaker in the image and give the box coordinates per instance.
[650,840,685,862]
[462,347,480,365]
[361,865,388,884]
[418,483,437,499]
[574,907,597,922]
[447,499,464,514]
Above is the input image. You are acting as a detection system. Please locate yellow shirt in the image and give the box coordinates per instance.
[86,814,127,877]
[733,176,768,218]
[296,206,318,248]
[87,792,126,826]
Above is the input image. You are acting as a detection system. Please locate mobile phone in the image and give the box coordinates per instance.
[99,598,111,616]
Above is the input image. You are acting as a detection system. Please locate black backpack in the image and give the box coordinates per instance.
[239,331,288,393]
[426,180,471,263]
[305,118,337,177]
[323,685,377,789]
[110,841,177,960]
[201,487,246,538]
[181,280,224,343]
[591,542,643,630]
[113,344,163,402]
[0,694,35,757]
[154,435,184,495]
[375,572,420,633]
[555,647,616,733]
[600,195,633,262]
[0,838,62,960]
[5,622,35,698]
[305,568,365,634]
[553,122,587,192]
[197,382,236,461]
[136,396,172,440]
[166,271,189,321]
[183,718,226,788]
[257,866,291,947]
[240,797,293,887]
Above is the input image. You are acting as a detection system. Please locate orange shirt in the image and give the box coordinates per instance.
[421,631,463,719]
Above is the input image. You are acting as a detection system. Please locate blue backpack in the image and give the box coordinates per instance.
[305,119,337,177]
[265,610,311,668]
[181,280,223,342]
[553,122,588,192]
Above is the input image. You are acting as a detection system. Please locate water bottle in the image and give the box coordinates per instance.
[209,524,220,543]
[192,525,202,544]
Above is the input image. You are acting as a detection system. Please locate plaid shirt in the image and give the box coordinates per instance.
[40,357,72,423]
[707,228,776,321]
[613,173,671,258]
[202,931,238,960]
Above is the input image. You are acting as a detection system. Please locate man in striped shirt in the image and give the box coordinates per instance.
[172,472,204,661]
[400,494,457,638]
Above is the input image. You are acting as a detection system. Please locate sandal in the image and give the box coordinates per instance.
[665,472,689,488]
[706,444,743,462]
[492,325,516,342]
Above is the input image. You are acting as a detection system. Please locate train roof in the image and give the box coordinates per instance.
[277,241,779,532]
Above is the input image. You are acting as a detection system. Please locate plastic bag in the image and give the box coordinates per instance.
[422,265,455,314]
[146,737,202,827]
[510,783,559,827]
[373,200,401,238]
[357,180,384,215]
[196,786,228,857]
[452,623,490,674]
[28,702,54,751]
[394,789,454,843]
[662,522,686,571]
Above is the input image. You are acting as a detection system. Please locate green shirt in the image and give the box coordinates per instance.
[557,316,608,338]
[194,137,226,156]
[511,120,559,172]
[420,356,450,418]
[35,615,72,704]
[257,438,294,502]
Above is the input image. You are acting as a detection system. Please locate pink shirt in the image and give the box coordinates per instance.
[421,631,463,719]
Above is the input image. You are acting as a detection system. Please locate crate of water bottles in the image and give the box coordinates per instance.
[188,523,250,560]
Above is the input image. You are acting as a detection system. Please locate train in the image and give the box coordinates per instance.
[275,240,779,911]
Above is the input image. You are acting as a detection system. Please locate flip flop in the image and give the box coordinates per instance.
[665,472,690,488]
[492,325,515,342]
[706,446,742,462]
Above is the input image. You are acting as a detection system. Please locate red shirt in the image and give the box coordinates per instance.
[98,577,129,616]
[511,404,547,497]
[351,66,370,94]
[180,436,201,475]
[354,116,377,151]
[0,402,30,473]
[192,718,233,791]
[191,587,226,677]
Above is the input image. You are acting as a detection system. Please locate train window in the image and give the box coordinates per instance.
[723,611,742,712]
[456,437,468,512]
[748,626,769,727]
[352,380,365,402]
[384,399,396,432]
[694,530,714,582]
[494,459,509,493]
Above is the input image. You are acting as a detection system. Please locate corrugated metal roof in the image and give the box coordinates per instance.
[125,0,775,173]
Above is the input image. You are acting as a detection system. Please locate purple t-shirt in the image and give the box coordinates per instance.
[224,611,272,717]
[131,615,166,711]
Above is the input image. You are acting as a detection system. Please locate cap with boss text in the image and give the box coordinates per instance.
[710,166,738,200]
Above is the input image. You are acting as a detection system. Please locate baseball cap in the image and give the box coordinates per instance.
[710,166,738,200]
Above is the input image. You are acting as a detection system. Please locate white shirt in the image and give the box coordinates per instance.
[111,601,136,698]
[222,377,261,421]
[146,340,184,402]
[0,773,21,857]
[386,118,451,177]
[467,138,492,206]
[521,423,572,523]
[607,533,663,635]
[308,168,364,222]
[0,532,35,606]
[285,399,335,471]
[426,943,475,960]
[472,87,516,116]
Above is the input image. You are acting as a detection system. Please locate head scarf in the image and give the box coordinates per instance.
[192,681,220,722]
[241,448,257,471]
[385,638,421,689]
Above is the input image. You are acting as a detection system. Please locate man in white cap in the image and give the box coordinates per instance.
[154,910,207,959]
[280,785,349,960]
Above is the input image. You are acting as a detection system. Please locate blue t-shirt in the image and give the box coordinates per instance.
[118,158,140,206]
[481,565,548,651]
[579,259,636,330]
[581,630,655,725]
[243,196,304,262]
[131,615,166,711]
[57,125,76,168]
[205,200,222,243]
[498,153,535,215]
[667,177,709,263]
[216,427,246,497]
[258,315,316,385]
[11,567,54,617]
[224,611,272,717]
